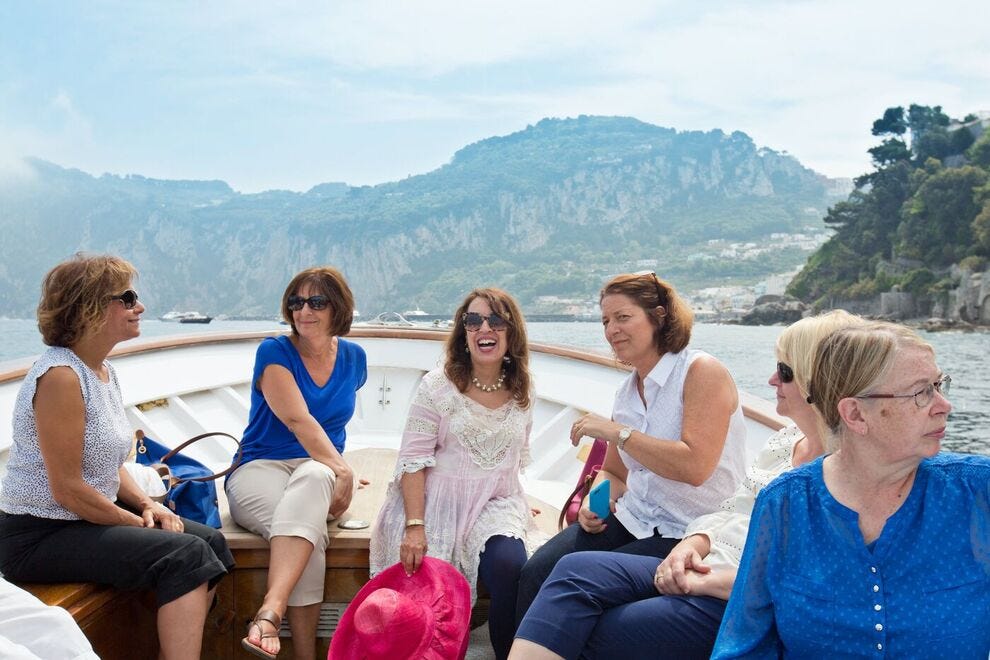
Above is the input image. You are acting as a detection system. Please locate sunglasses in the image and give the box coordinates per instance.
[109,289,139,310]
[462,312,508,332]
[287,295,329,311]
[634,270,665,307]
[777,362,794,384]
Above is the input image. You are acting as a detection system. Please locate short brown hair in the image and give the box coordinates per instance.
[444,288,531,409]
[281,266,355,336]
[809,322,933,443]
[600,272,693,354]
[37,253,137,347]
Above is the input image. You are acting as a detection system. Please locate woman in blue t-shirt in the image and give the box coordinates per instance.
[227,266,367,660]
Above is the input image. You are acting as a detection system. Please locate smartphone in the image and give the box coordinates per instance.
[588,479,611,519]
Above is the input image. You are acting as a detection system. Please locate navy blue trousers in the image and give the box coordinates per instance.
[478,534,527,660]
[516,551,726,659]
[515,513,679,626]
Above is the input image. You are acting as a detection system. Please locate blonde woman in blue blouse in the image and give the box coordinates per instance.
[714,322,989,658]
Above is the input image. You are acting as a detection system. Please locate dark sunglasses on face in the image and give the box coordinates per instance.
[287,295,329,312]
[462,312,508,332]
[110,289,139,310]
[777,362,794,384]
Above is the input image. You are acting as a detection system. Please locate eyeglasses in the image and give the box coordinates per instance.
[777,362,794,384]
[856,374,951,408]
[287,295,329,311]
[109,290,139,309]
[634,270,665,308]
[462,312,508,332]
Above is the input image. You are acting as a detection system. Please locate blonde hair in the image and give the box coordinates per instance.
[37,253,137,347]
[808,321,933,447]
[445,288,532,409]
[777,310,865,400]
[600,273,693,354]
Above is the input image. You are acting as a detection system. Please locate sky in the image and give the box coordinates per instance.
[1,0,988,193]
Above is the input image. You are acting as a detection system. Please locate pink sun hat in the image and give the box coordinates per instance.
[328,557,472,659]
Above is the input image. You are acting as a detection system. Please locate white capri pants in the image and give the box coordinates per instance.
[226,458,337,606]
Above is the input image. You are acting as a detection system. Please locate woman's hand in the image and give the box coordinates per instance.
[655,540,711,594]
[329,465,355,519]
[577,501,613,534]
[569,413,622,446]
[140,502,184,533]
[400,525,428,576]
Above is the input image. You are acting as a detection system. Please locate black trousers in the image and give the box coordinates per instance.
[0,510,234,606]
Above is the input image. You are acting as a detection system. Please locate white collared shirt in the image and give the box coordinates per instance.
[612,348,748,539]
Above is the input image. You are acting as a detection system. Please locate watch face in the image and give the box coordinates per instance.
[619,428,631,441]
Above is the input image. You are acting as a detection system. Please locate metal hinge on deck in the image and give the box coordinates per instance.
[378,374,391,409]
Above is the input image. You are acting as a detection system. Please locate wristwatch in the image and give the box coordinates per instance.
[617,427,634,451]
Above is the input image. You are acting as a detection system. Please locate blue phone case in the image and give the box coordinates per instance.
[589,479,610,519]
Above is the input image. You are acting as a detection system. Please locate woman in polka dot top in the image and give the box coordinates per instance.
[713,321,990,658]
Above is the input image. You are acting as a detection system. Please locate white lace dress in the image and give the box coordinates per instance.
[369,369,538,603]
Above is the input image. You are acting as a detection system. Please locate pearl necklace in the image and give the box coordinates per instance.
[471,370,506,393]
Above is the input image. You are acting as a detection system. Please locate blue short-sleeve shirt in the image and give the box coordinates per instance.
[236,335,367,467]
[713,452,990,659]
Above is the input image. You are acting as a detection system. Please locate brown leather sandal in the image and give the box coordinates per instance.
[241,609,281,659]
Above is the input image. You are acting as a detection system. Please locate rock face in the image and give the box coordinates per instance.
[948,266,990,324]
[739,295,808,325]
[0,117,840,317]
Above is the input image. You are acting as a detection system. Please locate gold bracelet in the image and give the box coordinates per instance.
[405,518,425,528]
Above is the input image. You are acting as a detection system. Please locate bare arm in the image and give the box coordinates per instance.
[258,364,354,517]
[34,367,144,527]
[399,469,428,575]
[571,356,738,486]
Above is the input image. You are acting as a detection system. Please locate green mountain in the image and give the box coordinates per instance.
[787,105,990,318]
[0,116,843,317]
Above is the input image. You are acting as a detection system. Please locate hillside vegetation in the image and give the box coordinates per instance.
[0,116,842,317]
[788,105,990,306]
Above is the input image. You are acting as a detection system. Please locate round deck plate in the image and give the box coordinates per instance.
[337,519,370,530]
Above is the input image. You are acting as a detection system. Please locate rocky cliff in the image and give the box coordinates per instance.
[0,116,842,317]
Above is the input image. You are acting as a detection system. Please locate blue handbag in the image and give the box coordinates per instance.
[134,429,241,528]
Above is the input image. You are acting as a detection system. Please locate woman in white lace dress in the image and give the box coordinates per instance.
[370,287,537,660]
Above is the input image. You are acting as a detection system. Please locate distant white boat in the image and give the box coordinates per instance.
[161,311,212,324]
[402,307,428,317]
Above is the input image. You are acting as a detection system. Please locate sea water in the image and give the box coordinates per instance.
[0,318,986,455]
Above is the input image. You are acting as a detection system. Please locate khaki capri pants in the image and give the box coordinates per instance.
[226,458,336,606]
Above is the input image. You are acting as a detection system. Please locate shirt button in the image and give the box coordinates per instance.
[873,585,880,592]
[870,566,877,573]
[874,604,882,611]
[877,643,883,650]
[875,623,883,631]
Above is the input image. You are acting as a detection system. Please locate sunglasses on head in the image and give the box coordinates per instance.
[462,312,508,332]
[287,295,329,311]
[777,362,794,384]
[110,289,139,310]
[634,270,665,307]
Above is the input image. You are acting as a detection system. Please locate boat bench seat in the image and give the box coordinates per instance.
[218,446,562,551]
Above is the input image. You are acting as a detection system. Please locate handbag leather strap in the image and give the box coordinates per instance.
[136,429,243,485]
[557,468,601,531]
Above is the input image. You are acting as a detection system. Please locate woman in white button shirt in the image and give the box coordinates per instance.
[515,271,748,625]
